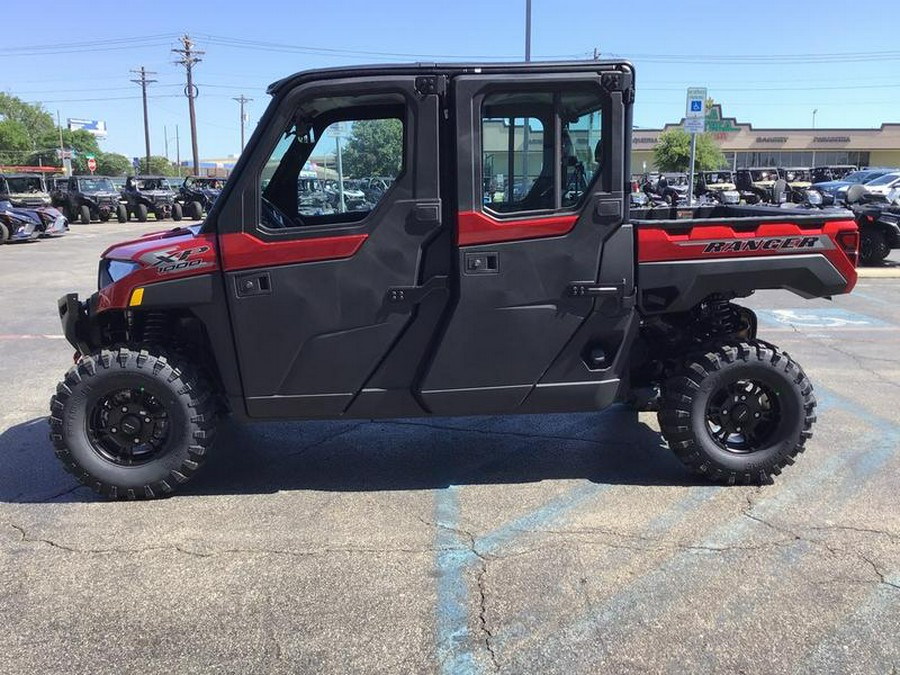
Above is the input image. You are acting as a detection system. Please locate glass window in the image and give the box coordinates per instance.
[481,88,605,215]
[259,94,405,229]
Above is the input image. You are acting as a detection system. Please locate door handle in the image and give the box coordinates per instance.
[235,271,272,297]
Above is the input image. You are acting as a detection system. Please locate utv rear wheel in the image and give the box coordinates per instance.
[172,203,183,221]
[79,205,91,225]
[116,204,128,223]
[48,348,218,499]
[189,201,203,220]
[658,341,815,485]
[136,203,148,222]
[859,229,889,266]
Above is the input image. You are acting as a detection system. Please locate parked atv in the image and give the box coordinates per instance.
[695,170,740,204]
[122,176,181,222]
[0,200,67,243]
[0,173,52,208]
[848,185,900,265]
[778,167,816,204]
[61,175,128,224]
[178,176,224,220]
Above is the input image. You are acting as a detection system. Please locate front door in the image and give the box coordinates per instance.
[420,70,636,415]
[220,76,446,418]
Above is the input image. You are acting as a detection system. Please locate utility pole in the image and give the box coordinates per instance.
[164,124,169,161]
[233,95,253,152]
[525,0,532,62]
[176,125,181,177]
[56,110,66,175]
[173,34,204,175]
[130,66,157,172]
[593,47,600,60]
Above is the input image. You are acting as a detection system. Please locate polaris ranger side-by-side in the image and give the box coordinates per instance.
[49,61,860,499]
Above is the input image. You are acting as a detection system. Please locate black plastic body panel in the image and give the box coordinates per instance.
[639,254,847,313]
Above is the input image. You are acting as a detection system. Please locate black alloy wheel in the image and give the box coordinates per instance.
[87,386,172,466]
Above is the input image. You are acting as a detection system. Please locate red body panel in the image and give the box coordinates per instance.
[637,218,859,292]
[457,210,577,246]
[219,232,368,272]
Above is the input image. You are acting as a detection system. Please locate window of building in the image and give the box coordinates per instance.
[481,89,605,215]
[259,94,405,230]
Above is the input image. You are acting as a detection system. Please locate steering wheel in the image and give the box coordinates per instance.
[260,196,300,229]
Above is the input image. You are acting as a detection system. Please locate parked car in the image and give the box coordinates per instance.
[813,168,896,203]
[178,176,224,219]
[122,175,181,222]
[60,176,128,223]
[850,187,900,265]
[811,165,857,183]
[860,171,900,199]
[0,173,52,208]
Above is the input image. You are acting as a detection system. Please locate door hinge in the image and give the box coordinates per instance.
[415,75,447,97]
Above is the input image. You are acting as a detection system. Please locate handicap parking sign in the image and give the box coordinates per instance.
[690,100,702,112]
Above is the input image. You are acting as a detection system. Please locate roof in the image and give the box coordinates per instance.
[267,59,634,95]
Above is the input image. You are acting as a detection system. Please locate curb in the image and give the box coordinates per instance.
[857,267,900,278]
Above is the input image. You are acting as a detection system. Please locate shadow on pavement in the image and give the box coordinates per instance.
[0,406,698,503]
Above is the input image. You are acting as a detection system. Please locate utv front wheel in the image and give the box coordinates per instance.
[172,203,183,221]
[658,341,815,485]
[136,204,148,222]
[0,221,9,243]
[79,205,91,225]
[116,204,128,223]
[189,201,203,220]
[48,348,217,499]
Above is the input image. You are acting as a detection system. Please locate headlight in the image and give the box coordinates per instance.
[805,189,823,206]
[99,259,141,288]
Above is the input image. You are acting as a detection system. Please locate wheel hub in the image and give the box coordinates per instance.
[706,378,781,453]
[88,388,170,465]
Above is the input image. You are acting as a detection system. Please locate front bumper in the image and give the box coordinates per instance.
[58,293,99,354]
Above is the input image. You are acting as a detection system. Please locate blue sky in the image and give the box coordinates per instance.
[1,0,897,160]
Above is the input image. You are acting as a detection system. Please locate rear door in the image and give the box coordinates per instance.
[219,75,447,419]
[420,69,636,415]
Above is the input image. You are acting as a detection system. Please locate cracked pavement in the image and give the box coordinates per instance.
[0,225,898,674]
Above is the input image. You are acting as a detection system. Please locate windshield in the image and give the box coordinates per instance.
[78,177,116,193]
[137,178,172,191]
[865,173,900,186]
[783,169,811,182]
[704,172,733,183]
[845,171,886,184]
[750,169,778,181]
[5,176,45,193]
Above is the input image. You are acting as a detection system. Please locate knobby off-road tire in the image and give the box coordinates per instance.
[0,221,9,243]
[658,341,815,485]
[49,348,218,499]
[79,205,91,225]
[189,201,203,220]
[116,204,128,223]
[136,204,148,222]
[172,203,183,221]
[859,228,889,266]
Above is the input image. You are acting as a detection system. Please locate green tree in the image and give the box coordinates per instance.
[653,128,725,172]
[96,152,132,176]
[0,93,55,149]
[138,155,176,175]
[0,119,31,164]
[340,119,402,177]
[32,128,101,173]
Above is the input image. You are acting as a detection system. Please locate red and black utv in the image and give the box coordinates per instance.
[49,61,859,499]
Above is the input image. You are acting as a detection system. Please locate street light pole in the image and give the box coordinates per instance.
[812,108,818,167]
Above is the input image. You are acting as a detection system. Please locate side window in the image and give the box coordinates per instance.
[259,95,405,230]
[481,89,605,215]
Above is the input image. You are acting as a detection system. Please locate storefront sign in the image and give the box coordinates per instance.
[813,136,850,143]
[756,136,788,143]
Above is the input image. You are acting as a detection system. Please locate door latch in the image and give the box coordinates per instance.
[464,252,499,274]
[235,271,272,297]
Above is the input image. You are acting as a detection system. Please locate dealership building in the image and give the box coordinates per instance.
[632,104,900,173]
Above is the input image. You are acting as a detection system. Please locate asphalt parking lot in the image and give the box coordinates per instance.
[1,223,898,674]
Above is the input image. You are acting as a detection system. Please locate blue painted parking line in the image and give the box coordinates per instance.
[757,308,889,329]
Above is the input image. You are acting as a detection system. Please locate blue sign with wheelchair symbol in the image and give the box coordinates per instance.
[690,100,703,112]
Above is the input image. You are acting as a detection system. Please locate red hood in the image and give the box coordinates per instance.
[101,225,203,262]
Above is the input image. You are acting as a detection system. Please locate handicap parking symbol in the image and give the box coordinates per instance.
[761,308,887,329]
[690,100,703,112]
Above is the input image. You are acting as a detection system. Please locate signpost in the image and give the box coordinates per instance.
[685,87,707,205]
[86,155,97,174]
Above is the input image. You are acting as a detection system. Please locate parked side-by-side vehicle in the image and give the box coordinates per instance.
[49,60,860,498]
